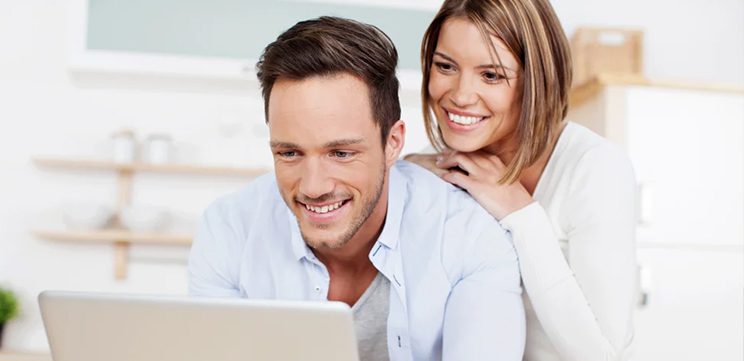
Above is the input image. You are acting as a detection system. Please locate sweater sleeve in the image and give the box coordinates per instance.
[500,143,637,361]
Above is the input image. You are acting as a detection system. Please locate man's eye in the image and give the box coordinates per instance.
[332,151,354,158]
[278,151,297,158]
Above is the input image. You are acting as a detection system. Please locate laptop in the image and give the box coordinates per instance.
[39,291,360,361]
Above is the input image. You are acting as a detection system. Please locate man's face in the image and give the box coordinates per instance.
[268,73,397,250]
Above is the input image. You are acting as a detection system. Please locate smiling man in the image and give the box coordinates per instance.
[188,16,525,361]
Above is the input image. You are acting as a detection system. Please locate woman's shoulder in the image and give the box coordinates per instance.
[551,122,636,198]
[556,122,633,173]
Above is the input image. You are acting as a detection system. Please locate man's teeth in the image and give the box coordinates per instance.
[305,201,344,214]
[448,112,483,125]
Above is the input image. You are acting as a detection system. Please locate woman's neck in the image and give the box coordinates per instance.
[483,122,567,195]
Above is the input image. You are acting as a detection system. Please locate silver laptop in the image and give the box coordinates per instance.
[39,291,359,361]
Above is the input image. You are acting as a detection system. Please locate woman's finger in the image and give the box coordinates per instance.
[441,169,474,191]
[436,152,479,175]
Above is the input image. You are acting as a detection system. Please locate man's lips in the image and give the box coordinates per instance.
[297,199,351,222]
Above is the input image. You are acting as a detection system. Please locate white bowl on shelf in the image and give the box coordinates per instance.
[62,203,114,230]
[119,205,170,233]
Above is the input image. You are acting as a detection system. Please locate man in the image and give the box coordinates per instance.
[188,16,525,361]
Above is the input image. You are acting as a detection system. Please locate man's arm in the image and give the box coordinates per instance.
[442,223,525,360]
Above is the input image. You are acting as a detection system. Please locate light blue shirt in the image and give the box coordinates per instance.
[188,161,525,361]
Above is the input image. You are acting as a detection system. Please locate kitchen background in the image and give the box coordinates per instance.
[0,0,742,360]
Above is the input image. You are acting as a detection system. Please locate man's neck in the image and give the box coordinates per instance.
[313,180,390,306]
[315,200,387,305]
[313,175,390,271]
[314,198,387,274]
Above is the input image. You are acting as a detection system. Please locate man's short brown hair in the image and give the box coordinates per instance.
[257,16,401,145]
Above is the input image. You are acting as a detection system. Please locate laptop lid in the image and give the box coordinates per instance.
[39,291,359,361]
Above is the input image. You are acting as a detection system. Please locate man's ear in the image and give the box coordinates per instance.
[385,120,406,167]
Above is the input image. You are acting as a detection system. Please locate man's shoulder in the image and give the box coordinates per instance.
[395,161,508,253]
[395,160,498,231]
[394,161,514,280]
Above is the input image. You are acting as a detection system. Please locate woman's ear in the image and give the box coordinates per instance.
[385,120,406,167]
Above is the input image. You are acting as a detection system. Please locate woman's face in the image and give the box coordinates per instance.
[428,17,522,154]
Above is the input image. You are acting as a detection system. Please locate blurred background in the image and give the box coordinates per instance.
[0,0,741,360]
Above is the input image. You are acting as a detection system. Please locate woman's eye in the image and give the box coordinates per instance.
[483,71,506,82]
[434,62,455,72]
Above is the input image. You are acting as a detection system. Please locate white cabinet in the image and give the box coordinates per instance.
[626,88,743,247]
[634,248,743,361]
[569,81,744,361]
[571,83,743,247]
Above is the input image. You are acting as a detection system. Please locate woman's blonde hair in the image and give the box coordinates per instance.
[421,0,572,183]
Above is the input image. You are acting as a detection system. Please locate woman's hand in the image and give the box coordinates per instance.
[436,151,534,220]
[403,153,450,177]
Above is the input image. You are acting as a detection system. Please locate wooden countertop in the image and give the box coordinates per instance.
[0,351,51,361]
[569,73,744,108]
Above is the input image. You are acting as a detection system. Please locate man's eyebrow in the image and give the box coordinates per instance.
[269,141,300,149]
[433,51,515,72]
[323,138,364,148]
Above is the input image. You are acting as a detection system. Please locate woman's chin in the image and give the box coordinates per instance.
[443,135,487,153]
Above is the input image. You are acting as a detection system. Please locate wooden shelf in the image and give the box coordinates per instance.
[31,156,264,280]
[32,157,269,177]
[32,229,192,245]
[32,229,193,279]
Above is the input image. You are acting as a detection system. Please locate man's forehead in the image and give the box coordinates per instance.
[268,74,372,119]
[267,73,378,147]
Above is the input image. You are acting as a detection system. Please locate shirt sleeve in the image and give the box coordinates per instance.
[187,203,242,298]
[500,144,637,361]
[442,221,526,361]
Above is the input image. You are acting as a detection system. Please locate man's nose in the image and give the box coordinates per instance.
[299,158,334,200]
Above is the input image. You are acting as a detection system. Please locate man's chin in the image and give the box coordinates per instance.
[302,232,349,250]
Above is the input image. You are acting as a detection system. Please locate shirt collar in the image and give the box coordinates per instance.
[288,210,312,261]
[285,162,408,261]
[375,163,405,251]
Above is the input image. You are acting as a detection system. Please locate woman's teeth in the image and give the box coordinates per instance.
[305,201,344,214]
[448,112,484,125]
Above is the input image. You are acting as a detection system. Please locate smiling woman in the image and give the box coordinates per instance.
[405,1,638,361]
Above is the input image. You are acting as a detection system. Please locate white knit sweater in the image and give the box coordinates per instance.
[500,122,638,361]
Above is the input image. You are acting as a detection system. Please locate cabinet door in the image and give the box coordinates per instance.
[625,87,743,246]
[634,248,743,361]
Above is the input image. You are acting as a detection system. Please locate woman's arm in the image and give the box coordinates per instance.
[433,144,637,360]
[501,144,637,361]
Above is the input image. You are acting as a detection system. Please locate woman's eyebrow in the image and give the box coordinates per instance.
[434,51,515,72]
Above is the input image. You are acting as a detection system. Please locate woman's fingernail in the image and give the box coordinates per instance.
[436,155,443,163]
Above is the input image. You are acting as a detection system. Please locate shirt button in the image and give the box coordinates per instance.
[314,286,321,293]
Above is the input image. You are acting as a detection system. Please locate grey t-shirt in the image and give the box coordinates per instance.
[351,272,390,361]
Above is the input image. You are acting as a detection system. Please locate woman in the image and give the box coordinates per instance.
[405,1,638,360]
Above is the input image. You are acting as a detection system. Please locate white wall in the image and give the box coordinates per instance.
[552,0,744,86]
[320,0,744,85]
[0,0,741,353]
